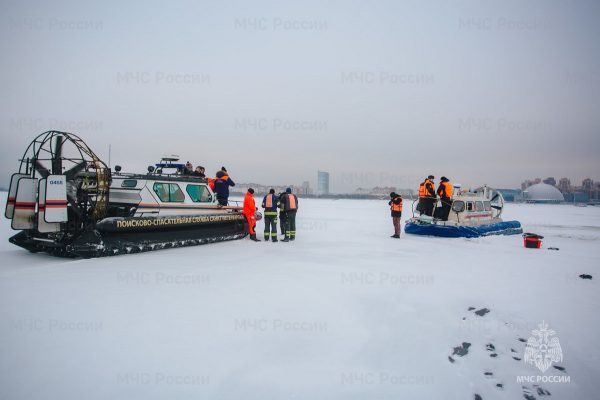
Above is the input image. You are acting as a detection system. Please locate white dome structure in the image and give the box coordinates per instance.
[523,183,564,203]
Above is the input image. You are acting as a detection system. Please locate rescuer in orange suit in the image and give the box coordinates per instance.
[389,192,403,238]
[436,176,453,221]
[418,175,436,216]
[243,188,260,241]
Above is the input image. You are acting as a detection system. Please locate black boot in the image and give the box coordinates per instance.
[272,237,278,242]
[250,234,260,242]
[282,237,290,242]
[391,234,400,238]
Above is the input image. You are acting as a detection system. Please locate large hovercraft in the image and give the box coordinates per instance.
[404,186,522,238]
[5,131,248,258]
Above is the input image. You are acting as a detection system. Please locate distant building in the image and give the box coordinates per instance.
[521,179,535,191]
[317,171,329,195]
[557,178,571,193]
[522,183,565,203]
[543,177,556,186]
[497,189,522,202]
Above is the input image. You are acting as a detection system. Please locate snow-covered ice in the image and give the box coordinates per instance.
[0,192,599,399]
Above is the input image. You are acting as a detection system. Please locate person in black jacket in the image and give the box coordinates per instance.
[214,168,235,206]
[278,192,287,237]
[193,166,206,178]
[389,192,403,238]
[281,188,298,242]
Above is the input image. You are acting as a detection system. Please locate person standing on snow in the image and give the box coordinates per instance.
[418,175,436,216]
[278,192,287,238]
[262,188,279,242]
[436,176,453,221]
[243,188,260,242]
[281,187,298,242]
[389,192,403,238]
[214,167,235,206]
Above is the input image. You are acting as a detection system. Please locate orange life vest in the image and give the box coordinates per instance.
[439,181,453,199]
[287,194,297,210]
[390,196,403,212]
[265,195,273,208]
[419,179,434,198]
[207,178,216,190]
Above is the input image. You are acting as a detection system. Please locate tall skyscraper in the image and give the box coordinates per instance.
[317,171,329,195]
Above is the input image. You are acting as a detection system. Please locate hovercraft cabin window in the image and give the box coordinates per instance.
[475,201,484,211]
[186,185,212,203]
[153,183,185,202]
[121,179,138,188]
[484,201,492,211]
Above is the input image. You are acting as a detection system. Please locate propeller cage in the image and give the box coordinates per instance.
[14,131,110,226]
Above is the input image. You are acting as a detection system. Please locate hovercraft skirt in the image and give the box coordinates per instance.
[404,220,522,238]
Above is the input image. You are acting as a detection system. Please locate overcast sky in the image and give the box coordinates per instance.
[1,0,599,192]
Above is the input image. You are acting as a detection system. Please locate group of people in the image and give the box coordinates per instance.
[183,162,206,178]
[182,163,299,242]
[243,188,299,243]
[387,174,453,238]
[184,163,236,206]
[418,175,453,220]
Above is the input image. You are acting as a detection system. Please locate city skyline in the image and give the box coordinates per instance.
[1,1,599,192]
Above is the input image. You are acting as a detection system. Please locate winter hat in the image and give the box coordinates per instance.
[248,188,254,194]
[286,187,292,193]
[269,188,275,194]
[390,192,397,197]
[441,176,448,182]
[428,175,434,180]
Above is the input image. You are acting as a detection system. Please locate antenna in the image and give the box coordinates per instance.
[108,144,111,168]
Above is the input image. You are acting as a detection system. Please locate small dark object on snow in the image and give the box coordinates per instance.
[448,356,455,363]
[579,274,592,280]
[553,365,566,372]
[475,308,490,316]
[489,353,498,358]
[535,386,551,396]
[547,247,559,250]
[518,337,527,343]
[452,342,471,356]
[496,383,503,389]
[486,343,496,351]
[474,394,482,400]
[468,307,476,311]
[513,356,522,361]
[484,372,493,377]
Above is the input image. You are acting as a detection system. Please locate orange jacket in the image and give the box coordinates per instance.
[243,192,256,216]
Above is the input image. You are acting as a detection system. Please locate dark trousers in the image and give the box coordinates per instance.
[420,198,435,216]
[284,210,297,238]
[439,198,451,221]
[279,212,287,235]
[392,217,401,235]
[217,198,228,206]
[264,214,278,241]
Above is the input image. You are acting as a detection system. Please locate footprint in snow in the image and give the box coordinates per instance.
[474,308,490,317]
[452,342,471,357]
[522,385,552,399]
